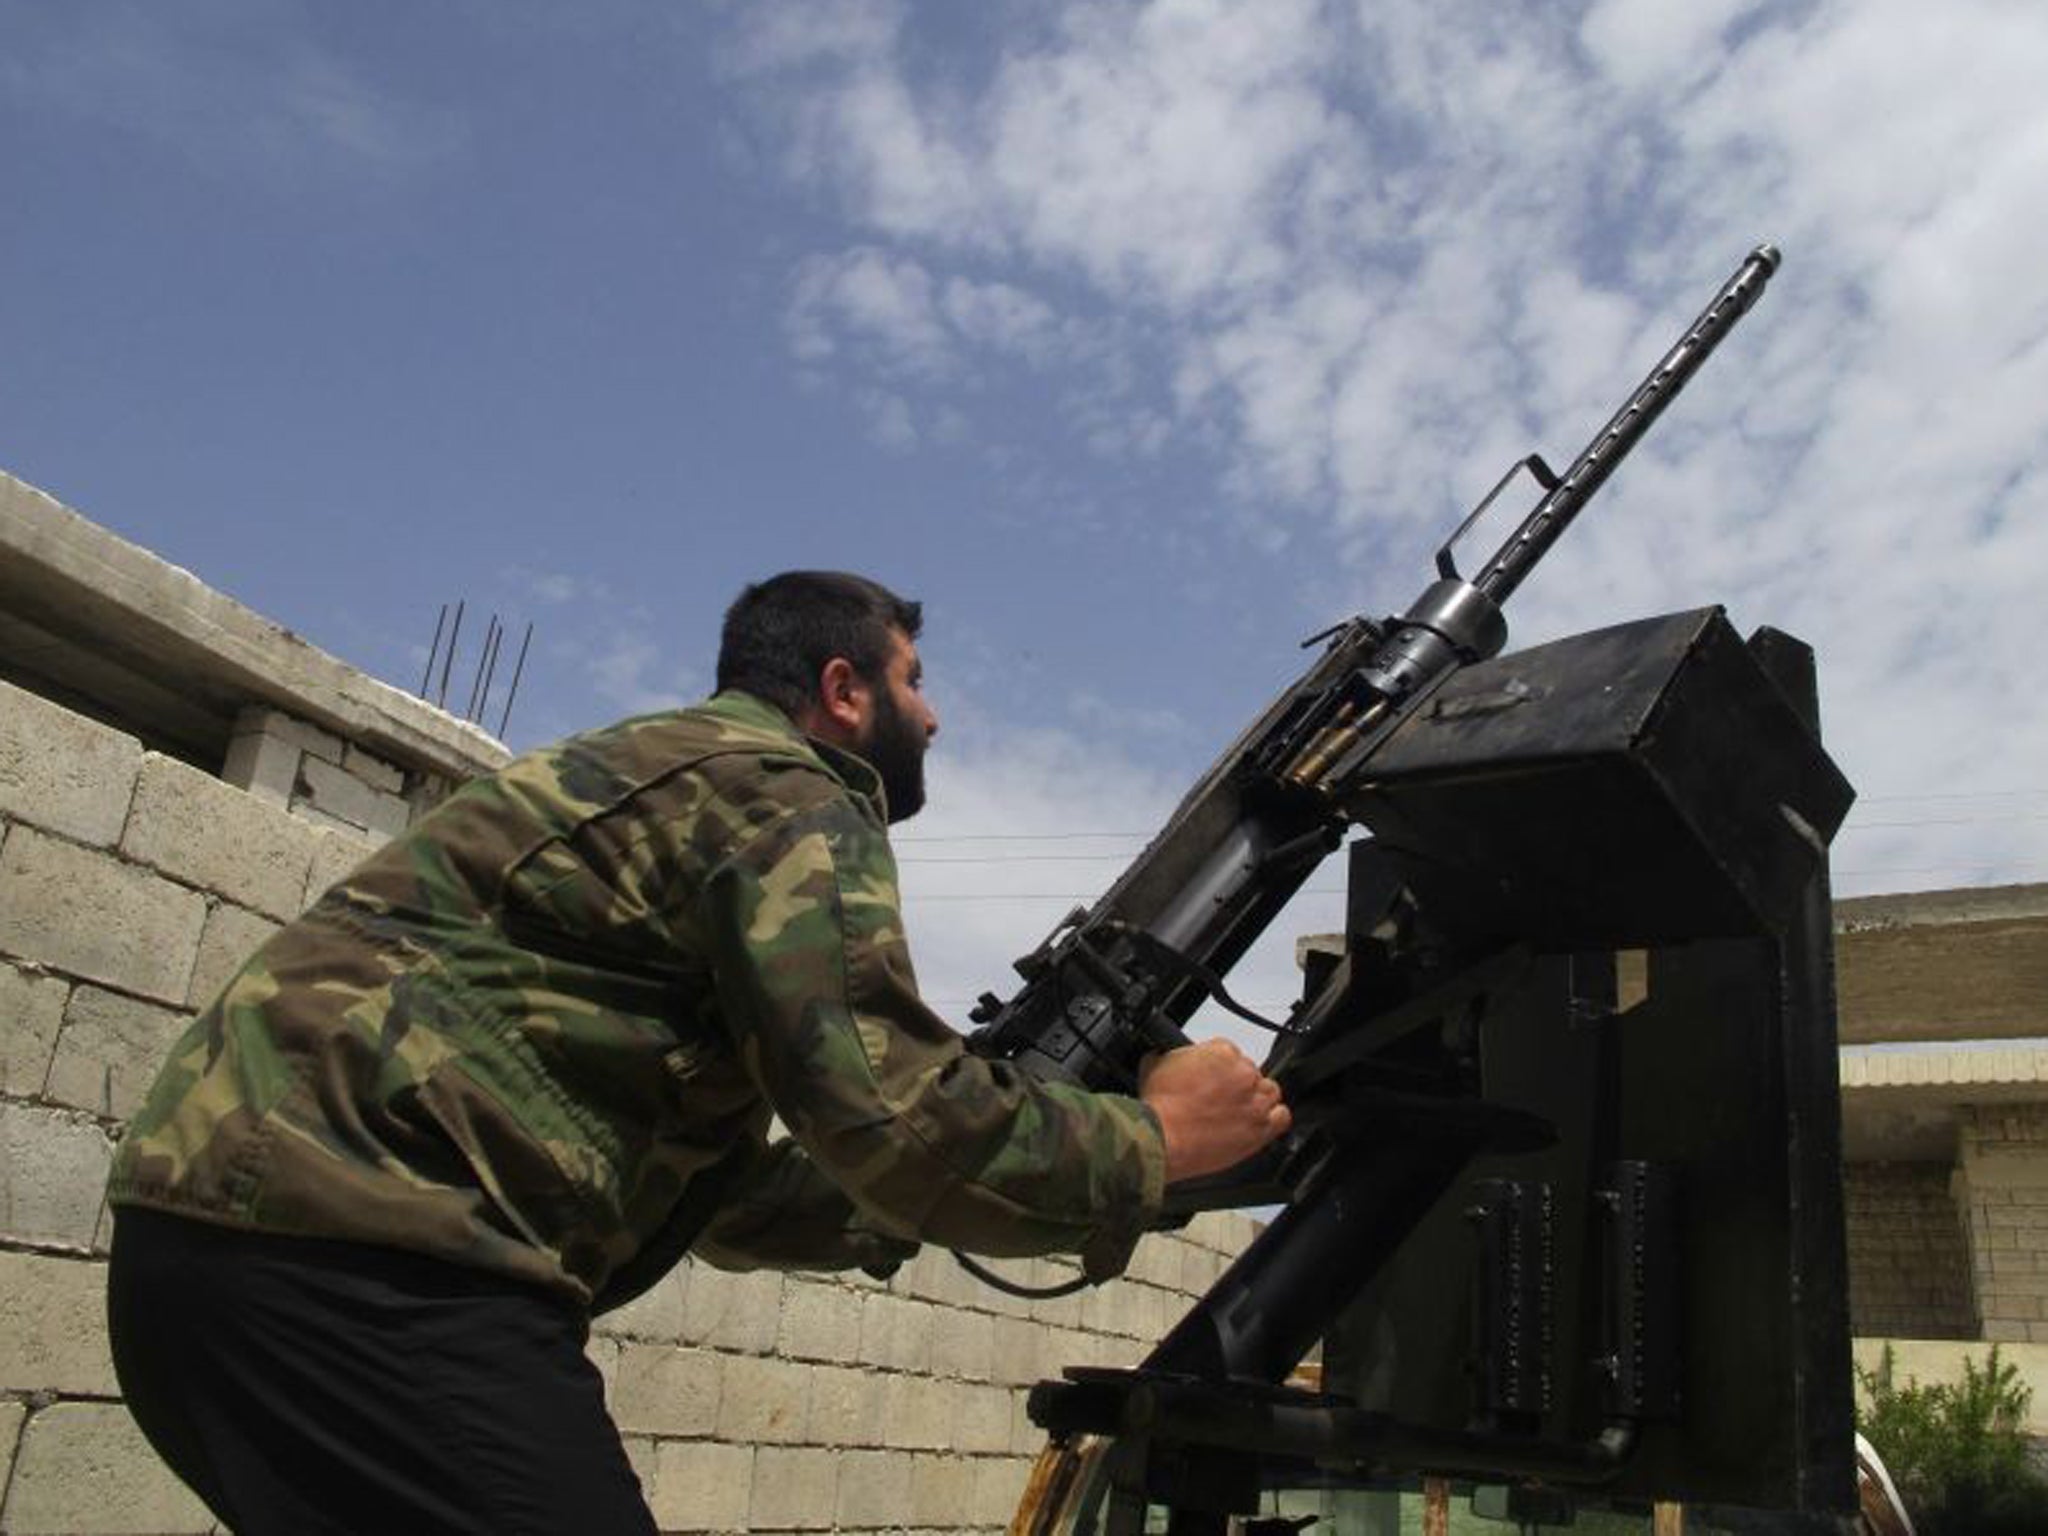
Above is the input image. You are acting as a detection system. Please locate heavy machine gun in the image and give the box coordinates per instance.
[968,247,1784,1096]
[974,250,1864,1531]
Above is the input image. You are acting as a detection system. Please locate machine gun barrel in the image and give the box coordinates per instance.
[1470,245,1780,607]
[968,247,1783,1094]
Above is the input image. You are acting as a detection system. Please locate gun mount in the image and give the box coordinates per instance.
[1015,612,1857,1531]
[969,246,1862,1528]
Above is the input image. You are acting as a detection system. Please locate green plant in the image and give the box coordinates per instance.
[1856,1343,2048,1535]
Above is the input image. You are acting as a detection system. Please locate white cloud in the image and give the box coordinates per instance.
[789,248,953,372]
[728,0,2048,895]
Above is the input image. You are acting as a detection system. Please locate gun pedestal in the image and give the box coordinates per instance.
[1023,609,1858,1528]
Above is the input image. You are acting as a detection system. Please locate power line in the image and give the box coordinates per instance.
[894,804,2048,849]
[1840,813,2048,831]
[1856,790,2048,803]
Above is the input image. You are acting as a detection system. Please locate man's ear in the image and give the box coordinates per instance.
[813,656,871,739]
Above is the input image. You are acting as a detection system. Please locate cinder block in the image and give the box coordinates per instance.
[806,1362,887,1449]
[1049,1326,1114,1375]
[895,1243,983,1309]
[231,706,343,767]
[1174,1238,1217,1296]
[186,901,281,1010]
[931,1304,995,1381]
[610,1342,721,1436]
[362,788,411,838]
[1139,1281,1182,1339]
[306,824,381,888]
[297,756,409,837]
[680,1262,783,1354]
[289,803,376,839]
[0,1250,118,1395]
[859,1290,935,1373]
[1,1402,213,1534]
[715,1353,812,1444]
[342,743,406,794]
[0,1099,114,1250]
[0,958,67,1096]
[0,828,206,1004]
[220,725,298,808]
[880,1369,954,1450]
[593,1264,688,1344]
[777,1277,863,1363]
[1186,1209,1258,1255]
[1027,1259,1085,1328]
[835,1448,914,1529]
[647,1440,753,1533]
[956,1382,1017,1455]
[909,1453,978,1529]
[748,1445,838,1531]
[1093,1330,1145,1370]
[969,1453,1032,1528]
[993,1314,1048,1388]
[301,827,382,909]
[0,681,143,846]
[1077,1278,1119,1337]
[123,754,317,920]
[44,985,189,1121]
[1086,1276,1154,1339]
[1126,1232,1177,1288]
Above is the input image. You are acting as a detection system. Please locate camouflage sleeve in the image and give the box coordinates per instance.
[691,1136,919,1275]
[700,793,1166,1282]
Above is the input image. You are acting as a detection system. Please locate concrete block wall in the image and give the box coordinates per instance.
[221,705,423,837]
[1843,1162,1977,1340]
[0,677,386,1535]
[1955,1105,2048,1344]
[591,1216,1253,1534]
[0,675,1263,1533]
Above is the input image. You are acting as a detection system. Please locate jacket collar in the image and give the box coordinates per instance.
[703,690,890,822]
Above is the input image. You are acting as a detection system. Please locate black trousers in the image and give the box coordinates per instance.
[107,1208,658,1536]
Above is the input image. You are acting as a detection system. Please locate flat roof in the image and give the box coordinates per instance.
[1,470,508,780]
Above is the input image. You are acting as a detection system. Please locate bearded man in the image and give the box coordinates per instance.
[105,570,1290,1535]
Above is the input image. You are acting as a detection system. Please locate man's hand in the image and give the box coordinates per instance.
[1138,1038,1291,1184]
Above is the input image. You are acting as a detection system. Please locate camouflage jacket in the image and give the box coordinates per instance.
[109,691,1165,1306]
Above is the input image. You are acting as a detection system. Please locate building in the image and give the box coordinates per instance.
[0,469,1256,1534]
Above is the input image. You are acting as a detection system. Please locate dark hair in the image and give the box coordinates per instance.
[716,571,923,717]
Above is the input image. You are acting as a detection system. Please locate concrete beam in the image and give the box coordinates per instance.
[1834,883,2048,1044]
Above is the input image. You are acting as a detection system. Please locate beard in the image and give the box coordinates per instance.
[861,685,928,824]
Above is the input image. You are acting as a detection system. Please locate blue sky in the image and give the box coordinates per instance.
[5,0,2046,1026]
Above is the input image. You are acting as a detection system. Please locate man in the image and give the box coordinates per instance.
[106,571,1290,1534]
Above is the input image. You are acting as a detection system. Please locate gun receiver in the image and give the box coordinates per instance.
[967,247,1782,1091]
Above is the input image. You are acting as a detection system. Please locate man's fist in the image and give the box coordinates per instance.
[1137,1038,1291,1184]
